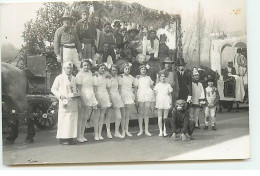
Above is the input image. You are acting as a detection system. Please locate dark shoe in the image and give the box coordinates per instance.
[4,139,15,145]
[24,138,34,144]
[203,126,208,130]
[61,141,70,145]
[212,126,217,130]
[195,126,201,129]
[68,138,76,145]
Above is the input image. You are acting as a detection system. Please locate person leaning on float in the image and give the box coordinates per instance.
[54,9,82,70]
[51,61,80,145]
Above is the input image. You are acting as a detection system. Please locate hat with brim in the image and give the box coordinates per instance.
[59,9,73,22]
[148,29,156,35]
[163,57,174,64]
[177,61,187,66]
[113,21,121,28]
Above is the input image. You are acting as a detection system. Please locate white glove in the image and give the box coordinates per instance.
[187,96,192,103]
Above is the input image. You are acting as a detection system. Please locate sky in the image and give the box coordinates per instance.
[0,0,246,49]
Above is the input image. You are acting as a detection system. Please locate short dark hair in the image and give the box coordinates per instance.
[81,59,92,68]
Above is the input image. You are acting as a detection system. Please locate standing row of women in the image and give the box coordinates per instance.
[51,54,173,145]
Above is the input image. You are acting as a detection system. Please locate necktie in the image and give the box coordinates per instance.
[150,39,154,49]
[68,75,72,82]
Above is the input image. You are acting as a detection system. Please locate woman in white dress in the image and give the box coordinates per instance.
[94,64,112,140]
[135,64,155,136]
[154,70,173,136]
[76,59,99,142]
[107,64,125,138]
[51,61,79,145]
[119,63,136,137]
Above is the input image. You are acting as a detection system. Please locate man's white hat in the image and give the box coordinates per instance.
[63,61,73,69]
[192,68,200,76]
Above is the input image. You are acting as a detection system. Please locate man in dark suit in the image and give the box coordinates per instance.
[176,61,192,102]
[225,62,236,76]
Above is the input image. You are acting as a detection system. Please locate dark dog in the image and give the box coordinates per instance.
[165,99,195,141]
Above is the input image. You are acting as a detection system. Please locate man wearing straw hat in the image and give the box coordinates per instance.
[54,8,82,70]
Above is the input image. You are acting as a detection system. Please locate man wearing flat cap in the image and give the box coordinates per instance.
[54,8,82,71]
[176,61,192,102]
[225,61,236,76]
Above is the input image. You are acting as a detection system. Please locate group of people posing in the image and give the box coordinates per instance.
[51,57,220,145]
[51,7,220,145]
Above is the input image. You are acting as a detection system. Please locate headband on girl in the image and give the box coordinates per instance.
[139,64,150,70]
[122,62,132,69]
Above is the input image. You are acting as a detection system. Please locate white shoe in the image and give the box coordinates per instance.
[125,131,132,137]
[114,132,124,138]
[145,131,152,136]
[159,132,163,137]
[77,138,84,143]
[137,130,143,136]
[107,132,113,139]
[122,131,126,138]
[99,135,104,140]
[82,137,88,142]
[94,135,99,141]
[163,132,168,137]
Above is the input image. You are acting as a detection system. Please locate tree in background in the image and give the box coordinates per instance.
[195,2,206,66]
[22,2,73,72]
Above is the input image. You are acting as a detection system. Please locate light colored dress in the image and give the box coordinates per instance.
[135,75,155,102]
[119,74,135,105]
[154,82,173,109]
[51,73,78,139]
[94,74,111,109]
[109,76,124,108]
[76,70,98,107]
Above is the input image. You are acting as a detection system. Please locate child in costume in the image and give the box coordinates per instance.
[203,78,219,130]
[189,68,206,128]
[93,64,112,140]
[135,64,155,136]
[119,63,136,137]
[76,59,99,142]
[154,70,173,136]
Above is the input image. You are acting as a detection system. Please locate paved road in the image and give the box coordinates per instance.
[2,110,249,165]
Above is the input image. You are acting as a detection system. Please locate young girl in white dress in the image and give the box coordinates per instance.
[154,70,173,136]
[135,64,155,136]
[76,59,99,142]
[94,63,112,140]
[107,64,125,138]
[119,63,136,137]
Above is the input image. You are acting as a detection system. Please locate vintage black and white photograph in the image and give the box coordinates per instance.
[1,0,249,165]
